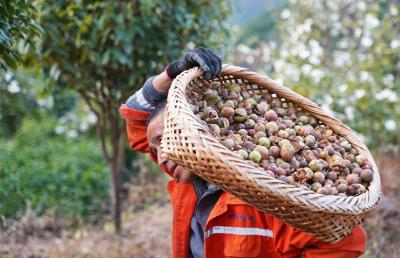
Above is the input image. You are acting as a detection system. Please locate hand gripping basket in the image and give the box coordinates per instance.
[160,65,381,243]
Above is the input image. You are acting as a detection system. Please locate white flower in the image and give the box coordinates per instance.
[299,49,310,59]
[87,112,98,124]
[301,64,312,75]
[382,74,394,86]
[5,71,12,81]
[355,28,362,38]
[345,106,354,120]
[390,39,400,49]
[309,55,320,65]
[384,120,396,131]
[390,5,398,16]
[310,69,325,83]
[274,60,285,72]
[375,89,397,102]
[55,126,65,134]
[361,36,373,48]
[333,51,352,67]
[238,44,250,54]
[360,71,371,82]
[365,14,380,29]
[354,89,366,99]
[186,42,195,50]
[338,40,349,49]
[338,84,347,93]
[357,1,366,12]
[309,39,323,56]
[7,80,20,93]
[79,122,89,131]
[246,55,255,64]
[66,130,78,138]
[281,9,291,19]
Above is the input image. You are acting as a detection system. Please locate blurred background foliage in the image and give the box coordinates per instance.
[230,0,399,151]
[0,0,42,69]
[0,1,399,255]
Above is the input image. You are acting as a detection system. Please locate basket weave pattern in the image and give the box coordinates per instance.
[161,65,381,243]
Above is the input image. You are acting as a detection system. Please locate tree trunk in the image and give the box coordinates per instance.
[108,118,126,234]
[110,160,121,233]
[79,90,126,234]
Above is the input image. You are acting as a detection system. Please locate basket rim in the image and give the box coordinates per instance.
[162,64,381,215]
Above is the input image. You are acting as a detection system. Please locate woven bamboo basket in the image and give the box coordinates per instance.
[160,64,381,243]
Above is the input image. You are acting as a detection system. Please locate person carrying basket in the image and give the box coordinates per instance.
[120,47,366,258]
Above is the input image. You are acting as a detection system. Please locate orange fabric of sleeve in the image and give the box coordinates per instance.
[120,104,173,178]
[303,226,366,258]
[120,104,151,153]
[272,216,366,258]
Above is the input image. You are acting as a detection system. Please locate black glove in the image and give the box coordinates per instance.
[166,47,222,80]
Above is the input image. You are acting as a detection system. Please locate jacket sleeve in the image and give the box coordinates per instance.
[119,75,168,153]
[120,104,151,153]
[272,217,366,258]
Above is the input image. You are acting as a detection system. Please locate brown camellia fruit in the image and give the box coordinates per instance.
[270,146,280,158]
[317,187,330,195]
[352,167,363,175]
[254,123,266,132]
[221,107,235,118]
[346,174,359,185]
[187,81,375,197]
[326,171,338,181]
[254,146,269,159]
[313,172,325,184]
[360,169,373,182]
[337,183,348,193]
[280,144,295,162]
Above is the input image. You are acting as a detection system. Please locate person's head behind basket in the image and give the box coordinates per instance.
[145,47,222,183]
[147,102,195,183]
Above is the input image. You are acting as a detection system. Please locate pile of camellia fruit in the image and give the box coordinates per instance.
[187,82,373,196]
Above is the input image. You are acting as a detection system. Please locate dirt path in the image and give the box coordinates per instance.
[1,203,172,258]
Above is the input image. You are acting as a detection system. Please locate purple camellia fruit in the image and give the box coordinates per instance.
[245,119,256,129]
[247,129,256,137]
[270,146,281,158]
[346,174,359,185]
[278,175,289,183]
[360,169,373,183]
[313,172,325,184]
[326,171,338,181]
[264,110,278,121]
[254,123,266,132]
[317,187,330,195]
[337,183,348,193]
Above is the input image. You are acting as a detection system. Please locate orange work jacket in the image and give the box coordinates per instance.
[120,104,366,258]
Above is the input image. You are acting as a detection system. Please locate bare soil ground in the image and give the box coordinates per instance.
[0,202,172,258]
[1,153,399,258]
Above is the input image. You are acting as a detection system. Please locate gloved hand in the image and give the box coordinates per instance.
[166,47,222,80]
